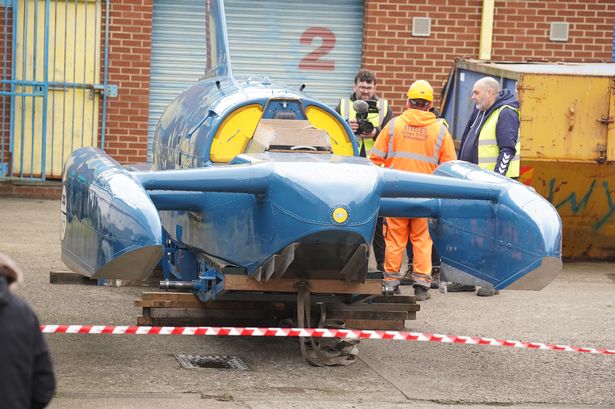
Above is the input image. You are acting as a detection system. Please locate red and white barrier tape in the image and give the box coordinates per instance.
[40,325,614,356]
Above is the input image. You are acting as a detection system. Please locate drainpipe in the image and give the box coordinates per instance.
[479,0,495,60]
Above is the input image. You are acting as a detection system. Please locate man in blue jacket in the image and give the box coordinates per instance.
[459,76,520,178]
[452,77,521,296]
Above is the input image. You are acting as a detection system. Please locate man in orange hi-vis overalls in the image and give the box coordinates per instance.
[369,80,456,301]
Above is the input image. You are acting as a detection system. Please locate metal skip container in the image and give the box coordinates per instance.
[442,59,615,260]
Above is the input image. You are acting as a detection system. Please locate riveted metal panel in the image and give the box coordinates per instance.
[518,75,610,162]
[225,0,363,107]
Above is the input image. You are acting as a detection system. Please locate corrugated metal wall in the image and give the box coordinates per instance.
[147,0,363,161]
[225,0,363,107]
[147,0,207,162]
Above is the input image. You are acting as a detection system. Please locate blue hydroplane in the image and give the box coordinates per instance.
[59,0,561,364]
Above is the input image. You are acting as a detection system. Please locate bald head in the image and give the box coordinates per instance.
[472,77,501,111]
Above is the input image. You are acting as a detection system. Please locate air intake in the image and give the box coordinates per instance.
[550,22,569,42]
[412,17,431,37]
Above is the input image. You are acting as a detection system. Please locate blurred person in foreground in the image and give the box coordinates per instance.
[0,252,56,409]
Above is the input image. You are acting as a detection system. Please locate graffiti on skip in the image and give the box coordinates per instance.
[595,181,615,231]
[546,179,615,231]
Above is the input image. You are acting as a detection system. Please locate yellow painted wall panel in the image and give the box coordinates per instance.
[13,0,101,178]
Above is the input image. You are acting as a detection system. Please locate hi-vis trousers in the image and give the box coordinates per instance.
[383,217,433,288]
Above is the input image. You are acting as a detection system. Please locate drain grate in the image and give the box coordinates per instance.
[174,354,250,370]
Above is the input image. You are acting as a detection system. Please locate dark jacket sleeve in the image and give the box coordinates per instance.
[334,101,341,115]
[458,109,478,160]
[30,313,56,409]
[494,107,520,175]
[374,106,393,139]
[381,106,393,128]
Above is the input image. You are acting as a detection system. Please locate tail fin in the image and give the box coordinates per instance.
[204,0,233,78]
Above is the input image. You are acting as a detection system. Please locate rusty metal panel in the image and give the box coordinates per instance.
[518,74,611,163]
[607,78,615,161]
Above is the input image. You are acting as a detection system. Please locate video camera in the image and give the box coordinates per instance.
[352,100,379,135]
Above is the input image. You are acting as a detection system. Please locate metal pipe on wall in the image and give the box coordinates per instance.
[479,0,495,60]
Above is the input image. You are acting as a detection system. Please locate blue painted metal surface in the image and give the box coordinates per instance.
[430,162,561,290]
[152,76,358,171]
[101,0,110,149]
[60,0,562,303]
[61,147,163,280]
[62,146,561,296]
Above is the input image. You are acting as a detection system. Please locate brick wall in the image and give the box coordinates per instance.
[0,6,12,169]
[362,0,615,114]
[2,0,615,173]
[101,0,152,163]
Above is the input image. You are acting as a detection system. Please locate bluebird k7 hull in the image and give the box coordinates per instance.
[61,147,561,299]
[60,0,561,304]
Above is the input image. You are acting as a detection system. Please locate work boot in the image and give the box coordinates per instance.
[376,262,384,272]
[382,280,400,296]
[430,266,441,289]
[446,282,476,292]
[413,285,431,301]
[400,264,413,285]
[477,286,500,297]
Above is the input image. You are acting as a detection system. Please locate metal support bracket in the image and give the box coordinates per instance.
[93,84,118,97]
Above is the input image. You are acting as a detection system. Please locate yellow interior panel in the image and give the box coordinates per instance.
[210,104,263,162]
[305,106,355,156]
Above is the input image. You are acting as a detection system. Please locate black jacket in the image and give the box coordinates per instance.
[0,277,55,409]
[458,89,520,175]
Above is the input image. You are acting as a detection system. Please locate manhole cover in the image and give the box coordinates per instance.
[174,354,250,370]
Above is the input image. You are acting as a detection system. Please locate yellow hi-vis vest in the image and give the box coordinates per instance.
[339,98,388,155]
[477,105,520,178]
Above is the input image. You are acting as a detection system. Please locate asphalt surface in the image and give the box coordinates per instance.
[0,197,613,409]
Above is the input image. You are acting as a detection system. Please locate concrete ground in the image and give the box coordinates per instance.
[0,197,613,409]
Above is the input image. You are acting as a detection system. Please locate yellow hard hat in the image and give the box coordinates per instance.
[407,80,434,102]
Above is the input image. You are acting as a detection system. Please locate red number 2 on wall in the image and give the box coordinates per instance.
[299,27,336,72]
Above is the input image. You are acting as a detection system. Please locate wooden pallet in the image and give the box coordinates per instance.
[49,268,163,287]
[135,291,419,330]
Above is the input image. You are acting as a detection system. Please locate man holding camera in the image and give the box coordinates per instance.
[335,70,393,157]
[335,69,393,272]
